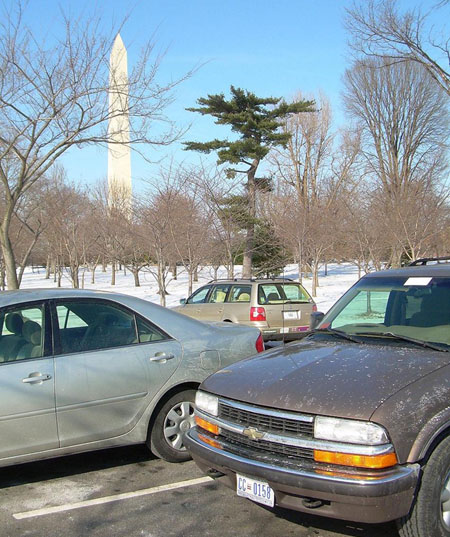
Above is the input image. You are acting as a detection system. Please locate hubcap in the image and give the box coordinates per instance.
[163,401,195,452]
[442,471,450,531]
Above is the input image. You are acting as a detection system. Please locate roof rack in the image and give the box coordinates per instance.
[207,277,294,283]
[408,256,450,266]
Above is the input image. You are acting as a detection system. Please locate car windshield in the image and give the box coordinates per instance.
[258,283,311,305]
[318,276,450,349]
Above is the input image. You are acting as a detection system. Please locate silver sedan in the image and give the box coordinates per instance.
[0,288,264,465]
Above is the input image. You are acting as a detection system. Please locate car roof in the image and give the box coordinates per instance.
[0,288,135,308]
[363,263,450,279]
[207,278,298,284]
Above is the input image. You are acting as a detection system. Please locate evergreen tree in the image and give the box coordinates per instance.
[185,86,314,277]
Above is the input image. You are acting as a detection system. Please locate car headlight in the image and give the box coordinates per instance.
[314,416,389,445]
[195,391,219,417]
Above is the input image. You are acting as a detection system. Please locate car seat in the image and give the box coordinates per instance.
[16,321,42,360]
[410,288,450,327]
[0,313,27,362]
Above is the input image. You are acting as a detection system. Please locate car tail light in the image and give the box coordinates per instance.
[312,304,317,312]
[250,307,266,321]
[255,333,265,353]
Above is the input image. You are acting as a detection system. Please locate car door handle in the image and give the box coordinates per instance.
[22,372,52,384]
[150,353,175,363]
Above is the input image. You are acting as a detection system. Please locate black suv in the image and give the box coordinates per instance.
[185,258,450,536]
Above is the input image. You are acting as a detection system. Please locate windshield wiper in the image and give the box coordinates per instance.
[353,331,449,352]
[316,328,362,344]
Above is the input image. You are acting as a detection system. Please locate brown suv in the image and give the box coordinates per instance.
[185,258,450,536]
[173,278,316,340]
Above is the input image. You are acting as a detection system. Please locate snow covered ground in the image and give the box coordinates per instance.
[18,263,361,314]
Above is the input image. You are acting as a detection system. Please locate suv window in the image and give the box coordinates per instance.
[0,304,45,362]
[332,291,390,327]
[56,301,137,353]
[208,284,230,303]
[187,285,211,304]
[324,277,450,347]
[229,285,252,303]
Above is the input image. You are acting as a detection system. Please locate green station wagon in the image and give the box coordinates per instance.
[173,278,316,340]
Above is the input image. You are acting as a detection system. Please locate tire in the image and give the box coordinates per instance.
[397,436,450,537]
[148,390,196,463]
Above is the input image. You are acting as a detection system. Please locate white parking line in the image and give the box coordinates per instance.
[13,476,212,520]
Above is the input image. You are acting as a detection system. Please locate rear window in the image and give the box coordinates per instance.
[258,283,311,305]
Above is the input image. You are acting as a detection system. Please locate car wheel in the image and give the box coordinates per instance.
[397,436,450,537]
[149,390,196,463]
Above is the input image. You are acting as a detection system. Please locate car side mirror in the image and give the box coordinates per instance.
[179,298,187,305]
[310,311,325,330]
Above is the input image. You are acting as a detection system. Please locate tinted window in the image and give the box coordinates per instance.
[323,277,450,347]
[0,304,45,362]
[56,301,137,353]
[332,291,390,328]
[136,316,167,343]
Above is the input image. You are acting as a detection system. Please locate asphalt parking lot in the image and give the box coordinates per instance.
[0,445,401,537]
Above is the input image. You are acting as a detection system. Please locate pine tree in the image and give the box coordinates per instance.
[185,86,314,277]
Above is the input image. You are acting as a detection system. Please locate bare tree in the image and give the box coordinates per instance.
[42,178,97,288]
[346,0,450,96]
[268,94,352,292]
[167,177,212,296]
[0,2,192,289]
[343,58,449,264]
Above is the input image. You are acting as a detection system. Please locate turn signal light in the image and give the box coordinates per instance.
[250,307,266,322]
[314,450,398,469]
[195,415,220,435]
[198,433,222,450]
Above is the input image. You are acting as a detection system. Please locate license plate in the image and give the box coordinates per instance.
[283,310,299,320]
[236,474,274,507]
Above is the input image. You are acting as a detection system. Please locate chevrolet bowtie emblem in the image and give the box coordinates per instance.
[242,427,265,440]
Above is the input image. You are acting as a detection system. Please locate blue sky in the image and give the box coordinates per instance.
[20,0,442,191]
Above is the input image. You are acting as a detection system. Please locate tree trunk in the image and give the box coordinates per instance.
[17,233,41,287]
[133,268,140,287]
[188,270,194,296]
[157,260,167,307]
[71,265,80,288]
[0,225,19,289]
[57,265,62,287]
[45,256,51,279]
[242,160,259,279]
[111,262,116,285]
[0,261,5,290]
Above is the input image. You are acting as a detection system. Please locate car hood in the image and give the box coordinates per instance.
[201,338,449,421]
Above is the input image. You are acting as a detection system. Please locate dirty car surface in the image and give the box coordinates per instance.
[185,262,450,537]
[0,288,263,467]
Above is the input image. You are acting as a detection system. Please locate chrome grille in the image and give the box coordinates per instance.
[219,401,314,437]
[221,429,314,460]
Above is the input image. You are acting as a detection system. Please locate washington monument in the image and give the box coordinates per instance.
[108,33,131,210]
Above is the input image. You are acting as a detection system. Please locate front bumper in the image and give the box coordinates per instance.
[184,428,420,524]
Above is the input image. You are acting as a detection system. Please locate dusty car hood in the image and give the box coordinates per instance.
[201,338,449,421]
